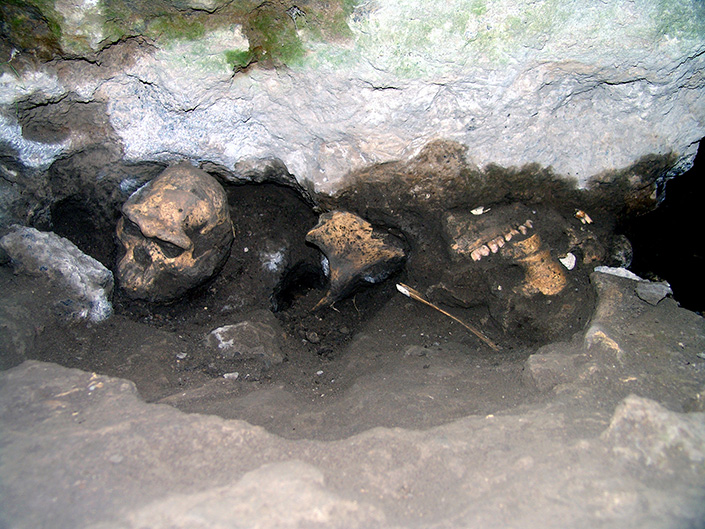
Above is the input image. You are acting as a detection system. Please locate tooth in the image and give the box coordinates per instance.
[559,253,576,270]
[506,229,519,241]
[488,240,499,253]
[518,225,528,235]
[480,245,491,256]
[471,248,483,261]
[494,237,505,248]
[525,219,533,229]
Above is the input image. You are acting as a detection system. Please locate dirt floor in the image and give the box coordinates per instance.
[2,259,705,528]
[0,172,699,435]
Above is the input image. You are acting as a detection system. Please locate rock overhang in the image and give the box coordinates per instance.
[0,0,703,200]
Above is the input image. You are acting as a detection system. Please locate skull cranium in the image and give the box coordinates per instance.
[116,163,234,302]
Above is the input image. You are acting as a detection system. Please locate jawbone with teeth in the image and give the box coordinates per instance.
[445,204,565,297]
[434,202,593,343]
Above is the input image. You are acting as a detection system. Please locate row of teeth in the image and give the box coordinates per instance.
[470,219,534,262]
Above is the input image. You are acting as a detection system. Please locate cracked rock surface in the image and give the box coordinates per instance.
[1,1,703,198]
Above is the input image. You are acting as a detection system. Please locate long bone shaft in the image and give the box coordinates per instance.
[396,283,500,351]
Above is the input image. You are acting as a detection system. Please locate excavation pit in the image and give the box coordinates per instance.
[1,145,703,443]
[2,157,705,528]
[2,173,589,441]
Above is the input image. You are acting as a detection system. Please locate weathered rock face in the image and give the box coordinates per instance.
[0,0,703,214]
[203,309,285,369]
[0,225,113,322]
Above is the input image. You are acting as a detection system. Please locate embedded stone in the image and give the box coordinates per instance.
[204,310,284,368]
[0,225,113,322]
[603,395,705,473]
[635,281,673,306]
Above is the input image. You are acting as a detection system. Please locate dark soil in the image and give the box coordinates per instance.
[3,168,705,529]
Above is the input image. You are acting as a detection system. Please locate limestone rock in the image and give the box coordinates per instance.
[204,310,284,368]
[128,460,385,529]
[603,394,705,473]
[0,1,702,196]
[0,225,113,322]
[636,281,673,306]
[0,297,36,370]
[523,346,579,392]
[3,359,705,528]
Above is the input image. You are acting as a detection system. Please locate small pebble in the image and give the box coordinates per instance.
[306,331,321,344]
[223,372,239,380]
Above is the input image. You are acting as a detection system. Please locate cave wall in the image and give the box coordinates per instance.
[0,0,704,232]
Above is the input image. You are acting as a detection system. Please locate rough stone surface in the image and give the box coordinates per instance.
[127,460,386,529]
[0,225,113,322]
[523,342,580,392]
[1,1,703,196]
[204,310,285,368]
[603,394,705,473]
[636,281,674,306]
[0,296,35,370]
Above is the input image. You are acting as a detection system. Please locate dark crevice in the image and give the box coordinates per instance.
[270,261,326,312]
[621,139,705,313]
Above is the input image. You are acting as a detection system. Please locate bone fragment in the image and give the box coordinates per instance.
[396,283,500,351]
[575,210,593,224]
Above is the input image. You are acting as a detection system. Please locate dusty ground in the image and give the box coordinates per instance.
[1,265,704,528]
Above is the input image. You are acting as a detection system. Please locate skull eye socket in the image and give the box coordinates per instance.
[156,239,186,259]
[122,218,143,238]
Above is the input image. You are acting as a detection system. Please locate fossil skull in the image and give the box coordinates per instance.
[116,163,234,302]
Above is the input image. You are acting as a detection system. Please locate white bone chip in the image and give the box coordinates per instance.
[471,206,488,215]
[396,283,411,297]
[559,253,576,270]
